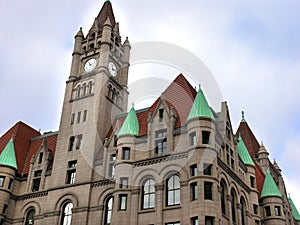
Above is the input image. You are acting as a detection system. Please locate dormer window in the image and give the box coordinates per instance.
[38,152,43,164]
[159,108,164,122]
[155,129,167,155]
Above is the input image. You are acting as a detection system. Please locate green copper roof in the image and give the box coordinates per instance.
[289,196,300,220]
[260,170,282,198]
[237,135,255,166]
[118,106,139,137]
[0,138,17,169]
[187,86,214,120]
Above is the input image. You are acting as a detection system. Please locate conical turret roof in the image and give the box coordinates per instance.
[187,86,214,120]
[288,196,300,220]
[260,170,282,198]
[237,135,255,166]
[118,106,139,137]
[0,138,17,169]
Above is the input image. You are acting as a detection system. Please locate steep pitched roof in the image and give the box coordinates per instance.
[95,0,116,29]
[288,196,300,220]
[0,121,41,174]
[260,170,282,198]
[148,74,197,129]
[187,86,214,120]
[118,106,139,137]
[0,138,17,169]
[237,135,255,166]
[106,74,197,141]
[236,120,260,158]
[254,160,265,196]
[23,132,58,174]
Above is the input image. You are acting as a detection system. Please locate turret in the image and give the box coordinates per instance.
[257,142,269,173]
[119,37,131,87]
[99,18,113,68]
[70,27,84,78]
[186,86,216,154]
[260,170,285,225]
[0,139,17,223]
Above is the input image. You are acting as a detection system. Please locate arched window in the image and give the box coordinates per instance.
[83,83,87,96]
[142,179,155,209]
[61,202,73,225]
[76,85,81,98]
[166,174,180,206]
[104,196,113,225]
[231,190,236,223]
[240,197,246,225]
[25,208,35,225]
[220,180,227,215]
[88,81,93,95]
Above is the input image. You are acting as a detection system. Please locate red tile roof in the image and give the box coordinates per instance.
[237,121,260,158]
[0,122,41,174]
[110,74,197,139]
[237,121,266,196]
[22,133,58,174]
[0,122,58,175]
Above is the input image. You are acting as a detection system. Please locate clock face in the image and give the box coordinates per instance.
[108,62,117,76]
[84,58,97,72]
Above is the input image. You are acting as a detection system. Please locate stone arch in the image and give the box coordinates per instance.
[54,192,79,212]
[21,201,41,216]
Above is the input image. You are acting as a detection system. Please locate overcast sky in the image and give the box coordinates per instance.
[1,0,300,207]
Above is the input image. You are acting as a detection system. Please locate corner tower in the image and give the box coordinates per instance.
[52,0,130,186]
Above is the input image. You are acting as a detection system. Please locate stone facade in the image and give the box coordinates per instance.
[0,1,299,225]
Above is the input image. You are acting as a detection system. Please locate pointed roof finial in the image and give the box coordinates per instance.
[241,111,246,122]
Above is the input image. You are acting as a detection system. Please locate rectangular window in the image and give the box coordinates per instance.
[38,152,43,164]
[2,204,7,214]
[120,177,128,188]
[66,169,76,184]
[66,160,77,184]
[190,164,197,176]
[265,206,271,217]
[108,154,116,178]
[71,113,75,125]
[156,129,167,138]
[76,134,82,150]
[68,160,77,168]
[77,111,81,123]
[253,204,258,214]
[166,223,180,225]
[202,131,210,144]
[191,182,198,201]
[119,194,127,210]
[190,132,196,146]
[68,136,75,151]
[203,163,212,175]
[159,108,164,122]
[155,138,167,155]
[122,147,130,160]
[34,170,42,177]
[250,176,255,188]
[205,216,214,225]
[83,110,87,122]
[32,178,41,192]
[8,178,13,190]
[0,177,5,187]
[275,206,281,216]
[204,182,213,200]
[191,217,199,225]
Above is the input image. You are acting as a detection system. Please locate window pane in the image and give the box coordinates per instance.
[62,203,73,225]
[0,177,5,187]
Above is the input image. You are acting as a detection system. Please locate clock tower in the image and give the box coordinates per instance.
[51,0,130,186]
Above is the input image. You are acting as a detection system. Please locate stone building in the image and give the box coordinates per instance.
[0,1,299,225]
